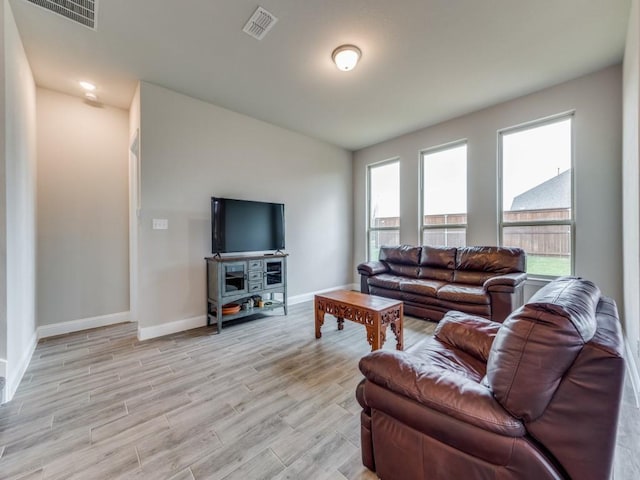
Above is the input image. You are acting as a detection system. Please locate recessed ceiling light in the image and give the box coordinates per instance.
[85,92,98,101]
[79,81,96,91]
[332,45,362,71]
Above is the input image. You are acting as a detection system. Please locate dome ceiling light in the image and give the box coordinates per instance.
[332,45,361,71]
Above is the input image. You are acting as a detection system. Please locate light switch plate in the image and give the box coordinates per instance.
[152,218,168,230]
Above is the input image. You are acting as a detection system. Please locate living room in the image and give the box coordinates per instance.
[1,0,639,479]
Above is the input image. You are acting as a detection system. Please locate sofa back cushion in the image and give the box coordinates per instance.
[419,246,457,268]
[379,245,421,277]
[453,246,525,285]
[486,277,599,422]
[417,246,456,282]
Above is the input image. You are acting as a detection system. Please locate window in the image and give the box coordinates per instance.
[500,115,573,277]
[367,159,400,260]
[420,142,467,247]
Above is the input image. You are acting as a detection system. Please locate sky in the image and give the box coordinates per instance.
[502,117,571,210]
[370,117,571,218]
[423,144,467,215]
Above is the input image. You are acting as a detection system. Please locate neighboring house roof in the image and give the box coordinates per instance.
[510,169,571,210]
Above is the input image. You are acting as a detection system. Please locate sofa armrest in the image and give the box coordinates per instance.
[355,378,370,413]
[434,311,502,362]
[357,260,388,276]
[358,261,389,294]
[483,272,527,291]
[359,351,524,436]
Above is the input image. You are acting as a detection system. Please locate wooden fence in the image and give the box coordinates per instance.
[372,208,571,256]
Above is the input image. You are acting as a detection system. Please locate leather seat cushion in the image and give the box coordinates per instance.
[437,284,490,305]
[369,285,403,301]
[399,278,446,297]
[368,274,404,290]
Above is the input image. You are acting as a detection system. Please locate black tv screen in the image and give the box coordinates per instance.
[211,197,285,254]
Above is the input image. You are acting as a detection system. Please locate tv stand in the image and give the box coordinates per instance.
[205,253,288,333]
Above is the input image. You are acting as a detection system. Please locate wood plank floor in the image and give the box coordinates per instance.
[0,301,638,480]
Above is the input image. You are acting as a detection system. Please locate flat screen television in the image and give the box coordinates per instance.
[211,197,285,254]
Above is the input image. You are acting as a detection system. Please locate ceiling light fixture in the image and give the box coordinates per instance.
[332,45,361,71]
[84,92,98,101]
[79,81,96,91]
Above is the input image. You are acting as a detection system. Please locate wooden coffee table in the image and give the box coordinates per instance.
[314,290,403,351]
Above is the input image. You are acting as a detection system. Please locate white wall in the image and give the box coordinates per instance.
[1,0,37,401]
[136,82,352,336]
[353,66,623,307]
[623,0,640,371]
[36,88,129,326]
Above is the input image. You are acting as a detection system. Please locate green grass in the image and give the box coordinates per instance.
[526,255,571,277]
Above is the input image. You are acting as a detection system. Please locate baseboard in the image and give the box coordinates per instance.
[624,337,640,408]
[288,283,359,305]
[37,311,131,339]
[136,283,360,341]
[3,330,38,403]
[137,314,207,341]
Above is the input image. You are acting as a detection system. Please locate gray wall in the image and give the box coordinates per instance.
[36,88,130,325]
[623,0,640,369]
[1,0,37,400]
[0,0,7,378]
[136,82,353,332]
[353,66,623,308]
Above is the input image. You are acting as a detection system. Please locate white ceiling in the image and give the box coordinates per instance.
[8,0,631,150]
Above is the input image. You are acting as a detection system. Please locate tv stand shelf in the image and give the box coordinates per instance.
[205,253,288,333]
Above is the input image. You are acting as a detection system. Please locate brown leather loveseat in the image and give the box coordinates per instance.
[358,245,526,323]
[356,276,625,480]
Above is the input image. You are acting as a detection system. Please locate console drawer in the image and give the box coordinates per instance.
[248,271,262,282]
[248,260,263,271]
[249,282,263,292]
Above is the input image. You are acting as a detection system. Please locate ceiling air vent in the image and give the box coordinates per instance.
[24,0,97,30]
[242,6,278,40]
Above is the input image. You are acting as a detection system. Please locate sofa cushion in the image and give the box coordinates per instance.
[379,245,421,277]
[368,274,404,290]
[435,312,502,363]
[418,266,455,282]
[405,336,487,382]
[359,347,523,437]
[452,270,496,286]
[486,276,600,422]
[380,245,422,265]
[437,284,490,305]
[456,246,525,274]
[370,286,403,301]
[388,263,420,278]
[399,278,446,297]
[399,291,445,307]
[419,246,457,269]
[401,292,492,317]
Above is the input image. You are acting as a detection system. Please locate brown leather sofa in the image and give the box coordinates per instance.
[358,245,526,323]
[356,276,625,480]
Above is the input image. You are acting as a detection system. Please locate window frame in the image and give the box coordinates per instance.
[366,157,400,261]
[419,139,468,247]
[498,112,576,279]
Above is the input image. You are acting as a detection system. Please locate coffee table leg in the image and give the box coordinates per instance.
[315,302,324,339]
[366,317,382,351]
[337,317,344,330]
[390,317,403,350]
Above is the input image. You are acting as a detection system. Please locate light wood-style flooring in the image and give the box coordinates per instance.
[0,301,638,479]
